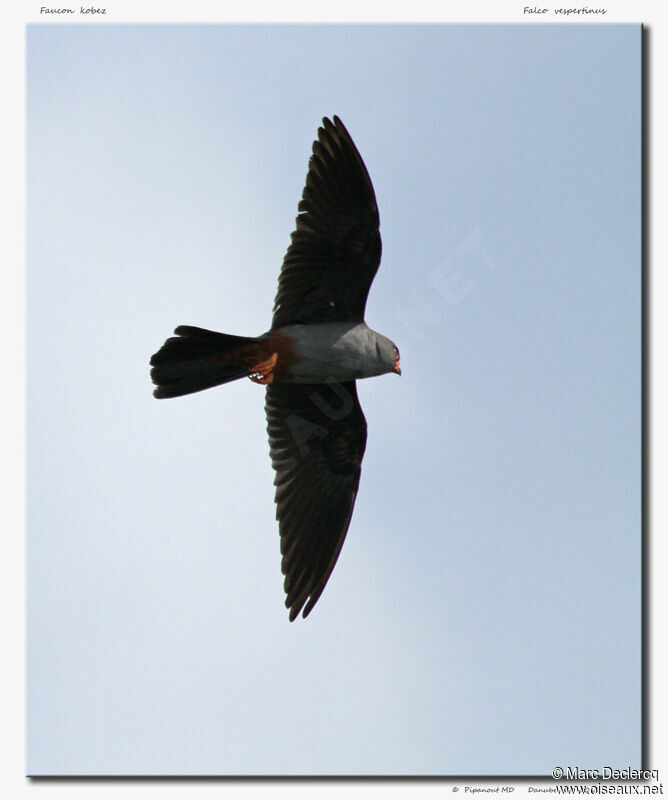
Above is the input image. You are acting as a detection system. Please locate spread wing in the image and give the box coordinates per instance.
[271,116,382,328]
[265,380,368,620]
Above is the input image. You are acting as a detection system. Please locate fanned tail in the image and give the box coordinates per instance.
[150,325,261,399]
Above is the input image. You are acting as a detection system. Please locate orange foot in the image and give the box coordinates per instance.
[249,352,278,385]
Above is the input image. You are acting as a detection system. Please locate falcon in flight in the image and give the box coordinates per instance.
[150,116,400,620]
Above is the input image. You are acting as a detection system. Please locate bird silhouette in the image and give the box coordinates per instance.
[151,116,400,620]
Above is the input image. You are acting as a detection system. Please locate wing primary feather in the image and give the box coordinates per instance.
[265,380,368,621]
[271,116,382,328]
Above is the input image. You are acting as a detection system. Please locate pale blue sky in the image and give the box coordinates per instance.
[27,24,641,775]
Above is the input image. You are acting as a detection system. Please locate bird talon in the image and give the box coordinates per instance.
[249,353,278,384]
[250,372,274,385]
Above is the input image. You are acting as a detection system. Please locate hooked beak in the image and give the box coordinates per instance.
[394,359,402,376]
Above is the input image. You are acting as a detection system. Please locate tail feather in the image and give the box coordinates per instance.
[150,325,260,399]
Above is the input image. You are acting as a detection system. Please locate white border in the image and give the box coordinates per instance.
[3,2,664,796]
